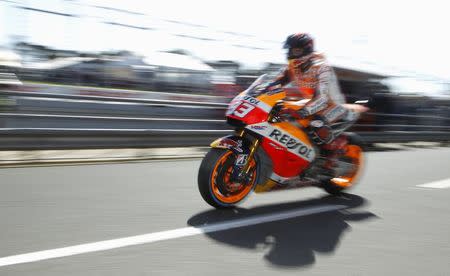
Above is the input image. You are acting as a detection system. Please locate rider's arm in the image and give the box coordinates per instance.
[270,67,291,87]
[301,65,330,116]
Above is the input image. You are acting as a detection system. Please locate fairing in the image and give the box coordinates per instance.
[246,122,315,177]
[221,75,317,190]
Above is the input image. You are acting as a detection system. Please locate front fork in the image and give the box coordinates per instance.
[235,129,260,181]
[237,106,279,174]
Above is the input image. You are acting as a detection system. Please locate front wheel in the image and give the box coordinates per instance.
[322,133,365,195]
[198,148,258,209]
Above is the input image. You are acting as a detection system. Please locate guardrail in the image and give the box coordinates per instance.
[0,88,449,150]
[0,128,232,150]
[0,128,448,150]
[0,113,228,130]
[5,95,227,119]
[0,90,229,107]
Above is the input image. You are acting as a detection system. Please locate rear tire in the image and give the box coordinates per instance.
[322,133,365,195]
[198,148,257,209]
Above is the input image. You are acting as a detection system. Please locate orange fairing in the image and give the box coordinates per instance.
[254,179,278,193]
[227,91,285,125]
[272,121,313,147]
[258,121,314,178]
[261,138,309,178]
[283,100,311,128]
[331,145,364,188]
[257,92,286,107]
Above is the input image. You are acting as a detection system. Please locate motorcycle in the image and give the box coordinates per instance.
[198,74,367,209]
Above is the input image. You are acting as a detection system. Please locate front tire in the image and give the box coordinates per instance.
[322,133,365,195]
[198,148,258,209]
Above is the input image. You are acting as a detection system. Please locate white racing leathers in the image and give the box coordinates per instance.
[275,52,354,144]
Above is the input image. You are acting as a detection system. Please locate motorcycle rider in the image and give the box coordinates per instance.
[266,33,351,146]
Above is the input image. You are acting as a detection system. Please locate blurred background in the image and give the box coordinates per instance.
[1,2,450,274]
[0,0,449,148]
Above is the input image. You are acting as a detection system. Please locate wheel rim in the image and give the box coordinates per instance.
[331,144,364,188]
[210,151,257,204]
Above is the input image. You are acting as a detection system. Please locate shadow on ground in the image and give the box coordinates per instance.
[188,193,377,268]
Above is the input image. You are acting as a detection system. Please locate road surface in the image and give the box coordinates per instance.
[1,146,449,275]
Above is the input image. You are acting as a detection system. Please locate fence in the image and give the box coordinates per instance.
[0,87,449,150]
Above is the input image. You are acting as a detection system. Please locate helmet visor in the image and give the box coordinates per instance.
[287,47,307,59]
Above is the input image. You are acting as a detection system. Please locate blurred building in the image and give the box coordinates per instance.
[13,47,215,93]
[206,60,241,97]
[0,48,22,87]
[143,52,214,93]
[3,41,449,127]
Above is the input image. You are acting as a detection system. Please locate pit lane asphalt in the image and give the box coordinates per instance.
[0,147,449,275]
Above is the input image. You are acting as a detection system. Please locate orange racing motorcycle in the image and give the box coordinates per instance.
[198,75,366,208]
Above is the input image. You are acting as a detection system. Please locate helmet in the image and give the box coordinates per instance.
[283,33,314,59]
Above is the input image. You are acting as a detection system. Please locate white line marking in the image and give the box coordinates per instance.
[0,204,344,267]
[416,178,450,189]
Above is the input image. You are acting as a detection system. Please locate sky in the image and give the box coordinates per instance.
[1,0,450,83]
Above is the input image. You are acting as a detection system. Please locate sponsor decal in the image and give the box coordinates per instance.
[226,99,243,115]
[235,154,248,166]
[229,94,272,113]
[268,129,314,160]
[227,95,269,117]
[243,95,260,105]
[245,122,315,162]
[250,125,267,130]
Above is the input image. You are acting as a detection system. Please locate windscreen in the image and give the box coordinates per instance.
[244,74,274,96]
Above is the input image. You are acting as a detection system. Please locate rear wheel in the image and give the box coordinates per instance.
[322,133,365,195]
[198,148,258,209]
